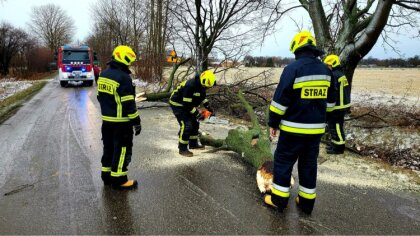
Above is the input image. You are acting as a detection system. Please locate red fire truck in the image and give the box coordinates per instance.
[56,45,95,87]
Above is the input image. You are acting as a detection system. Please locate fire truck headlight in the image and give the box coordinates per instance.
[87,73,92,78]
[63,73,68,79]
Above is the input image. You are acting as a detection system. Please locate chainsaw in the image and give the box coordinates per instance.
[200,109,213,120]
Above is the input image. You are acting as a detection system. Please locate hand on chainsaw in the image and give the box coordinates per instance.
[195,111,205,121]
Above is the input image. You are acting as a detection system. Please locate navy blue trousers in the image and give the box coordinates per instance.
[101,122,133,185]
[272,132,321,211]
[327,109,346,151]
[171,106,200,150]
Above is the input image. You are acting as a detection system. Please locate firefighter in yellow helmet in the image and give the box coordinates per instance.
[169,70,216,157]
[97,45,141,190]
[264,31,337,214]
[324,54,351,154]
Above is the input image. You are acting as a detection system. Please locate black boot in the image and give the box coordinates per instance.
[101,171,111,186]
[265,193,289,212]
[189,139,205,150]
[179,143,193,157]
[326,145,345,154]
[296,196,315,214]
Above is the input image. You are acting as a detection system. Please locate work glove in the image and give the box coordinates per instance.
[203,100,213,114]
[134,124,142,136]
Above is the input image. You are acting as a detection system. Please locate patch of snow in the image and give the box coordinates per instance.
[0,78,35,101]
[352,92,420,109]
[132,79,164,93]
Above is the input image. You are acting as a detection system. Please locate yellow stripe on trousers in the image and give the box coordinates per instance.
[332,123,345,145]
[179,121,189,144]
[117,147,126,175]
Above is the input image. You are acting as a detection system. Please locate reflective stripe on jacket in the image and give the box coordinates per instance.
[327,68,351,112]
[268,54,337,135]
[97,61,140,125]
[169,75,206,116]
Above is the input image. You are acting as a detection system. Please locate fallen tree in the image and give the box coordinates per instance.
[139,68,292,193]
[141,64,276,169]
[200,90,273,168]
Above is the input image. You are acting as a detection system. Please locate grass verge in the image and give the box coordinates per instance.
[0,81,48,124]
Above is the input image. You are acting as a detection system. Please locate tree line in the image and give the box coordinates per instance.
[359,56,420,68]
[0,4,74,77]
[244,55,420,68]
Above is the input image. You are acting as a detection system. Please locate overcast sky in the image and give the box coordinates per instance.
[1,0,419,59]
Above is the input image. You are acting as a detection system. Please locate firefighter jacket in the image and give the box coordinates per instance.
[327,67,351,112]
[97,60,140,125]
[169,74,209,117]
[268,54,337,135]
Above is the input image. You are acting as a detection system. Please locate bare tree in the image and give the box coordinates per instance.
[268,0,420,85]
[89,0,149,71]
[89,0,172,82]
[28,4,75,52]
[86,22,116,68]
[140,0,170,81]
[169,0,274,72]
[29,4,75,51]
[91,0,146,51]
[0,22,30,75]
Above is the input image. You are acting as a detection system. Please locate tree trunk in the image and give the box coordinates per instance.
[304,0,393,92]
[339,0,393,86]
[145,91,172,101]
[341,53,358,87]
[200,49,209,71]
[306,0,333,52]
[144,58,191,101]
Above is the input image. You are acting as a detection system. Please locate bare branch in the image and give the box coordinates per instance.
[395,1,420,11]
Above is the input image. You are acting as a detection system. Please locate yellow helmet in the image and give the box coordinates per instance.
[324,54,341,68]
[112,45,136,66]
[200,70,216,88]
[289,31,317,54]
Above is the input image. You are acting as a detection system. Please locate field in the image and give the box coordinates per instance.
[352,68,420,98]
[167,67,420,98]
[220,67,420,97]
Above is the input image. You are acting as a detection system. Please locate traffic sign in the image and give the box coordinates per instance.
[167,50,180,63]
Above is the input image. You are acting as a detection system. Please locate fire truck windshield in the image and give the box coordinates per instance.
[62,50,90,63]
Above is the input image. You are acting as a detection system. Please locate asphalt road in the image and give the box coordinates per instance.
[0,80,419,234]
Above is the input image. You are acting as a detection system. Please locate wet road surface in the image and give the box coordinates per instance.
[0,80,419,234]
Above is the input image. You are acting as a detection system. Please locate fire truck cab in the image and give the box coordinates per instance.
[56,45,95,87]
